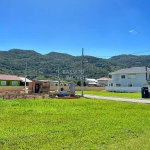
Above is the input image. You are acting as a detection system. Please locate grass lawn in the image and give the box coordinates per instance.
[1,97,150,150]
[76,90,142,99]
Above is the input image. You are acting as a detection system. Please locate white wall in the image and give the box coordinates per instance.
[108,73,147,87]
[106,86,142,92]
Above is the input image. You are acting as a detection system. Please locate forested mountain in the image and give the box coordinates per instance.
[0,49,150,80]
[109,54,150,67]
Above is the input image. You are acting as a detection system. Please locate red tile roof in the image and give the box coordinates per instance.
[0,74,21,81]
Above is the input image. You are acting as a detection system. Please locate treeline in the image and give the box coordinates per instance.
[0,49,150,80]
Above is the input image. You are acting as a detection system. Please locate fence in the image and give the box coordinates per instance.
[0,93,52,100]
[50,86,105,91]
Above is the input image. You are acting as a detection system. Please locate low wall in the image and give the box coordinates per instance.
[106,86,142,92]
[0,86,25,91]
[50,86,105,91]
[0,86,105,92]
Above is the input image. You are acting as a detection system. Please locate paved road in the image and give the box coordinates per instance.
[84,94,150,104]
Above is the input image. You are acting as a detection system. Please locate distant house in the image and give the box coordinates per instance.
[106,67,150,92]
[50,80,68,87]
[49,80,70,91]
[19,77,32,86]
[97,77,111,86]
[0,74,21,86]
[85,78,98,86]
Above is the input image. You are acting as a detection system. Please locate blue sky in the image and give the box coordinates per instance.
[1,0,150,58]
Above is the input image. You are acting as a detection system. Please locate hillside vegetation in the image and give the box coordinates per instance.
[0,49,150,80]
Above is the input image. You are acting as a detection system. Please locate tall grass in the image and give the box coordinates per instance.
[0,98,150,149]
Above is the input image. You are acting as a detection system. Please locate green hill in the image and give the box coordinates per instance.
[0,49,149,80]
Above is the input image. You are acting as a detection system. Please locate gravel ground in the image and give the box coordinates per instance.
[84,94,150,104]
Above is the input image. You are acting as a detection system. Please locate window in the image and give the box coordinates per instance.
[116,84,121,86]
[1,81,6,86]
[128,83,132,87]
[12,81,18,86]
[111,83,113,86]
[128,74,136,79]
[121,75,125,79]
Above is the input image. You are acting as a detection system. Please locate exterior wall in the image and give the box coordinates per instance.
[50,81,69,86]
[108,73,147,87]
[97,80,108,86]
[10,81,20,86]
[106,86,143,92]
[107,73,149,92]
[0,80,20,86]
[28,81,50,93]
[0,86,24,91]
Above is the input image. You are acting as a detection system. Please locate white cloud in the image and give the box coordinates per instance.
[129,30,137,34]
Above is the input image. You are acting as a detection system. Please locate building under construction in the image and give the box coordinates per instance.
[28,80,50,94]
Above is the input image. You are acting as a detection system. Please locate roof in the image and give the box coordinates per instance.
[19,77,32,82]
[0,74,21,81]
[85,78,98,82]
[36,80,50,82]
[97,77,111,81]
[87,83,97,85]
[109,67,150,75]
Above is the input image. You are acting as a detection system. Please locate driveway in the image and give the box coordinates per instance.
[84,94,150,104]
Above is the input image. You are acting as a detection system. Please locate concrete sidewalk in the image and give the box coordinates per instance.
[84,94,150,104]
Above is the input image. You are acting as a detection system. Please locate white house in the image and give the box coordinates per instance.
[85,78,98,86]
[106,66,150,92]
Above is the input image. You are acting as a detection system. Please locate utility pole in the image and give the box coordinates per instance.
[57,65,60,91]
[25,62,27,93]
[81,48,84,97]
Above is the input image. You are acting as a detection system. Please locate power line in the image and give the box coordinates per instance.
[131,50,150,55]
[97,50,150,58]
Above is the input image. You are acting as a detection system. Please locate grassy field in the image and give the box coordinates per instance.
[1,97,150,150]
[76,90,142,99]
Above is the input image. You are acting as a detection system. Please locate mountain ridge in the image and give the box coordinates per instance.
[0,49,150,80]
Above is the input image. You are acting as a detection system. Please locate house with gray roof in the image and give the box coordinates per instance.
[106,66,150,92]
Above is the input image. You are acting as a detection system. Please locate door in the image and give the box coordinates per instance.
[35,84,40,93]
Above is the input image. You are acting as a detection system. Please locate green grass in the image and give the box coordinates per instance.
[76,90,142,98]
[1,98,150,149]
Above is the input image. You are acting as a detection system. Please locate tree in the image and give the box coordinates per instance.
[76,81,86,86]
